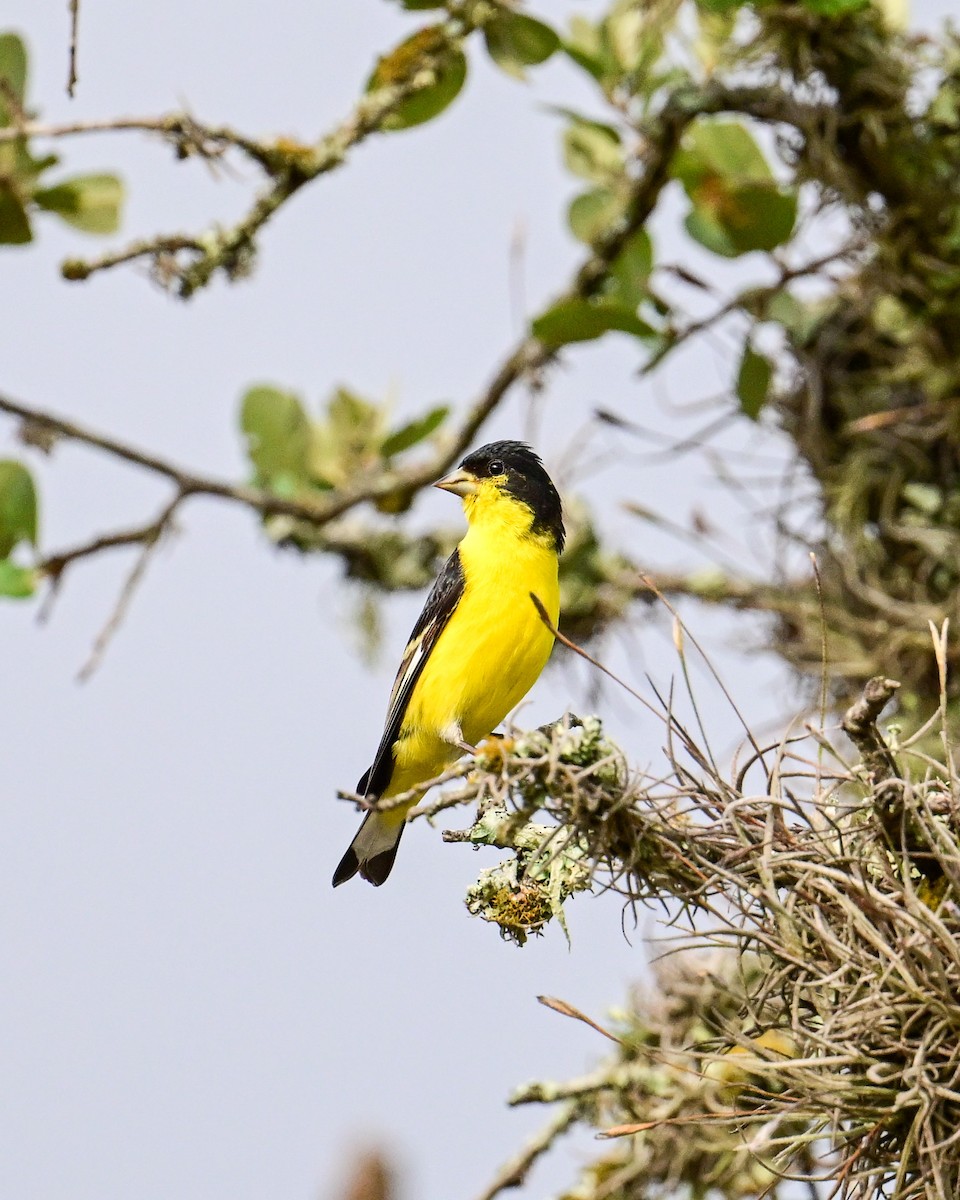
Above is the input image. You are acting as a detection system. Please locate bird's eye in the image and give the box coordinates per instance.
[488,459,505,475]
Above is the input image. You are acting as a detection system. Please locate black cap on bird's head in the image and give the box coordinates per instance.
[434,440,565,551]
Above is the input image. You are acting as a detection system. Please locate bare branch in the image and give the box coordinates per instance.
[39,505,179,586]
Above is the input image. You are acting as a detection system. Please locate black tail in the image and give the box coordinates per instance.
[332,811,406,887]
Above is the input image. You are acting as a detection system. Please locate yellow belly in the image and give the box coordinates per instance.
[385,521,559,799]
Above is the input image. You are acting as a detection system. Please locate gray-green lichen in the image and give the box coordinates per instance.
[451,715,626,944]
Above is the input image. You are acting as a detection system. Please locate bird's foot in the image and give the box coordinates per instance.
[442,721,477,757]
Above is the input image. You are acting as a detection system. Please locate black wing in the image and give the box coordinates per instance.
[357,548,465,799]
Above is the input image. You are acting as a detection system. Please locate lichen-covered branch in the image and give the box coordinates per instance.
[0,112,280,167]
[472,1101,578,1200]
[51,4,489,296]
[841,675,900,788]
[435,672,960,1198]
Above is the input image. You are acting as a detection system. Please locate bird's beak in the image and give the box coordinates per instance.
[434,468,479,498]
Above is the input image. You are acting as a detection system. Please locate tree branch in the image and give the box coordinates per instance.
[51,7,487,296]
[28,36,817,300]
[644,237,867,377]
[0,74,715,554]
[0,70,805,685]
[61,235,208,284]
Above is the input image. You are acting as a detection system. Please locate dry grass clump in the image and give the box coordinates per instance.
[441,645,960,1199]
[530,955,804,1200]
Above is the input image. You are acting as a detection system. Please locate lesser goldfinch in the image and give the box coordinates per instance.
[333,441,564,887]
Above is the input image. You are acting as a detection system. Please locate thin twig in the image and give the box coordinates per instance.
[61,235,207,283]
[0,112,278,167]
[74,495,181,681]
[37,504,182,623]
[67,0,80,97]
[643,239,867,378]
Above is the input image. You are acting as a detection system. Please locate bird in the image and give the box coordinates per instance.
[333,440,564,887]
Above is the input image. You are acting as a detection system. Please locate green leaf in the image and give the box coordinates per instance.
[685,186,796,257]
[10,140,57,184]
[605,3,646,72]
[560,16,617,86]
[0,559,35,599]
[0,135,51,239]
[567,187,625,243]
[0,33,27,127]
[763,289,805,326]
[736,345,773,420]
[0,184,31,244]
[533,297,654,346]
[673,118,772,188]
[872,293,913,340]
[484,13,559,79]
[389,51,466,129]
[606,229,653,307]
[695,9,739,73]
[382,405,449,458]
[368,27,467,131]
[33,173,124,235]
[563,117,624,184]
[560,23,601,76]
[673,119,796,257]
[725,184,796,252]
[394,0,445,7]
[240,385,311,487]
[683,207,738,257]
[325,388,383,442]
[0,460,37,557]
[309,386,388,487]
[740,286,824,345]
[561,41,606,84]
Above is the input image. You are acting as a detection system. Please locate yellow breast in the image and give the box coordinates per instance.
[387,494,560,798]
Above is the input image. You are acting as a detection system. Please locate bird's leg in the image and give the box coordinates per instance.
[441,721,477,756]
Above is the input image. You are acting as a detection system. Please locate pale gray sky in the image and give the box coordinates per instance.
[2,3,951,1199]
